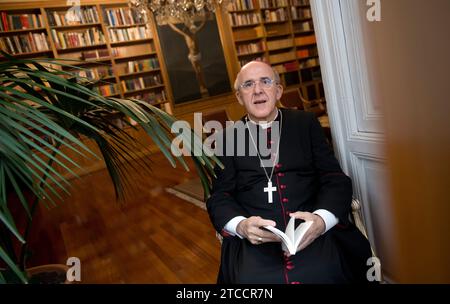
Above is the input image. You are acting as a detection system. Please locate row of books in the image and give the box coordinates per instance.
[295,35,316,46]
[81,49,110,60]
[269,50,296,64]
[74,66,114,80]
[107,26,152,43]
[0,33,49,54]
[51,28,105,50]
[133,90,167,105]
[95,83,118,96]
[299,57,319,68]
[259,0,289,9]
[103,7,146,27]
[233,26,264,41]
[229,12,261,27]
[293,21,312,32]
[291,7,311,20]
[292,0,310,6]
[267,37,293,50]
[239,55,266,67]
[228,7,311,26]
[265,25,290,37]
[273,61,299,73]
[228,0,257,11]
[0,12,43,31]
[237,41,265,55]
[263,8,288,22]
[296,47,317,59]
[228,0,308,11]
[81,47,154,60]
[121,75,162,92]
[47,6,99,27]
[80,45,155,61]
[110,47,154,58]
[122,58,160,74]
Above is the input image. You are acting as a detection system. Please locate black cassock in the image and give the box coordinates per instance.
[206,108,372,284]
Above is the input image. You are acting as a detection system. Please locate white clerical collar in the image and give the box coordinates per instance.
[247,110,279,129]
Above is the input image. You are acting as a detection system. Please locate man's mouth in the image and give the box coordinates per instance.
[253,99,267,105]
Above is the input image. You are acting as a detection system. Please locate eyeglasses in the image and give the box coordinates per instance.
[239,77,277,91]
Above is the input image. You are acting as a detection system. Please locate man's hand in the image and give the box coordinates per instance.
[236,216,280,245]
[289,211,325,255]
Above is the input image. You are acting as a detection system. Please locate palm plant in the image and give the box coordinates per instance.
[0,52,220,283]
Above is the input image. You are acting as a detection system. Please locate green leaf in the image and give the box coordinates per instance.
[0,110,80,178]
[0,84,101,140]
[0,129,64,202]
[0,93,93,159]
[4,164,31,218]
[109,98,178,168]
[0,246,27,284]
[0,209,25,244]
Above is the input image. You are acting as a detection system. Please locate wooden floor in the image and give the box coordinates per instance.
[30,152,221,283]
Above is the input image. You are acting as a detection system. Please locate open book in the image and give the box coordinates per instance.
[263,217,313,255]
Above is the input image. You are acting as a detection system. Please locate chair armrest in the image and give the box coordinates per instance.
[351,198,369,240]
[216,231,223,244]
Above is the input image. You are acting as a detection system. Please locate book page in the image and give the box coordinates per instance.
[293,221,314,252]
[285,216,295,242]
[262,225,292,252]
[263,218,313,255]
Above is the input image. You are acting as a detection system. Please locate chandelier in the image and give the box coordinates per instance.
[129,0,232,26]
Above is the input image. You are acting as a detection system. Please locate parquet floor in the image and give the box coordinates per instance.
[29,152,221,283]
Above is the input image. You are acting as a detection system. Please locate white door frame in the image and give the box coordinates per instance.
[310,0,392,268]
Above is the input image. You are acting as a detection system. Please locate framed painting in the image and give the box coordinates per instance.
[156,13,232,104]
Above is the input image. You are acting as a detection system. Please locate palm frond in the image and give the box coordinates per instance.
[0,54,222,283]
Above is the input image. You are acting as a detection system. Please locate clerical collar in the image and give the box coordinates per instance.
[247,110,279,129]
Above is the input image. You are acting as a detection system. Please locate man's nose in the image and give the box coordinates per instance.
[253,81,264,93]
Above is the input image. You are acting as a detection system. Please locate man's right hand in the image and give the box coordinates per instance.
[236,216,280,245]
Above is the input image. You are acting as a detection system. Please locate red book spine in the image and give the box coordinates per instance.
[1,12,9,31]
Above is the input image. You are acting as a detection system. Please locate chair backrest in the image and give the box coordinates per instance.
[351,198,369,240]
[279,88,304,110]
[302,96,327,118]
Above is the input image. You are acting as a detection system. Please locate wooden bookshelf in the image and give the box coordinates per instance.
[0,0,180,179]
[226,0,325,102]
[0,0,324,114]
[0,1,172,111]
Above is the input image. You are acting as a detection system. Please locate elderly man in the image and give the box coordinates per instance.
[206,61,372,284]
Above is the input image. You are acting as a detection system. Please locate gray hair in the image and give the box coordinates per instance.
[233,61,281,91]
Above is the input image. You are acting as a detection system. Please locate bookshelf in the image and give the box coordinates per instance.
[0,0,176,179]
[226,0,325,102]
[0,1,171,111]
[0,8,52,58]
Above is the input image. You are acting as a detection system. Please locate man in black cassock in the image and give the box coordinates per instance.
[206,61,373,284]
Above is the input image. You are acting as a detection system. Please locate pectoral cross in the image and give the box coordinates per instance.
[264,181,277,203]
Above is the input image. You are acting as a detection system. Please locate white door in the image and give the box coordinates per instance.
[310,0,394,282]
[312,0,450,283]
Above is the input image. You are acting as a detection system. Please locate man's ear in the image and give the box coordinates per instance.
[276,84,284,100]
[236,90,244,106]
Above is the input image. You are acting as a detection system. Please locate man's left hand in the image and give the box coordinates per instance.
[288,211,325,255]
